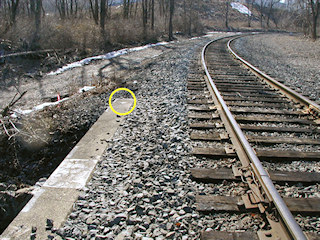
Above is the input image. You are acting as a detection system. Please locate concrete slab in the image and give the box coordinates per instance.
[1,188,79,239]
[43,158,98,189]
[1,98,134,240]
[69,99,133,159]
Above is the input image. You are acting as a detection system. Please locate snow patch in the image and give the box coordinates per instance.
[48,42,169,76]
[231,2,252,16]
[79,86,96,93]
[12,86,97,117]
[14,98,69,115]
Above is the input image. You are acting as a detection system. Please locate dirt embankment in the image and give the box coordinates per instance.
[0,36,174,233]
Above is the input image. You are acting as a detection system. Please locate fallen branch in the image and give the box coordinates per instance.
[1,91,27,117]
[0,49,55,61]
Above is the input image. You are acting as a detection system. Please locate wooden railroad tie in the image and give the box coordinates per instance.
[192,147,320,161]
[196,195,320,214]
[190,168,320,184]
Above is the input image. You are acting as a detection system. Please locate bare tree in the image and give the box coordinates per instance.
[100,0,107,43]
[8,0,20,25]
[151,0,154,30]
[158,0,165,17]
[183,0,190,35]
[27,0,36,17]
[142,0,148,38]
[168,0,174,40]
[266,0,280,27]
[258,0,266,28]
[245,0,254,27]
[55,0,79,19]
[123,0,130,18]
[309,0,320,40]
[225,1,230,29]
[31,0,42,49]
[89,0,99,24]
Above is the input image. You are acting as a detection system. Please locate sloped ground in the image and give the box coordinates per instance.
[233,33,320,105]
[0,39,174,234]
[46,32,266,240]
[0,33,227,235]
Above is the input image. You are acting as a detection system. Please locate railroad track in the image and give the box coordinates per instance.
[187,35,320,240]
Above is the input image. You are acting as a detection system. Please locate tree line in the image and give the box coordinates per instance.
[0,0,318,51]
[223,0,319,40]
[0,0,181,50]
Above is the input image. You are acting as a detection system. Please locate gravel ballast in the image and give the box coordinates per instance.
[45,33,268,239]
[232,34,320,105]
[4,33,320,239]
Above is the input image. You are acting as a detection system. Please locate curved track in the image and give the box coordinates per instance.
[188,35,320,240]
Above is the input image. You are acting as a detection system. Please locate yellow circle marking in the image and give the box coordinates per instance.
[109,88,136,116]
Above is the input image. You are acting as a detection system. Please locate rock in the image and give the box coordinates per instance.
[166,188,175,194]
[115,231,126,240]
[55,228,65,236]
[0,183,7,191]
[30,233,36,240]
[135,205,145,215]
[178,210,185,215]
[108,217,122,227]
[72,228,82,237]
[115,212,127,219]
[183,206,192,213]
[96,234,110,239]
[152,228,162,237]
[86,217,94,225]
[69,212,78,219]
[165,232,175,238]
[46,219,54,230]
[166,223,174,231]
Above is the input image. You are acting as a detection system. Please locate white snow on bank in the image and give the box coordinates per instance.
[48,42,169,76]
[231,2,252,16]
[14,98,70,116]
[79,86,96,93]
[190,31,243,40]
[12,85,98,117]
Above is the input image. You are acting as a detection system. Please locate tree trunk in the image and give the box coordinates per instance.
[151,0,154,30]
[159,0,164,17]
[100,0,108,48]
[225,1,229,29]
[30,0,35,16]
[10,0,20,25]
[267,1,272,27]
[89,0,99,25]
[168,0,174,40]
[61,0,66,19]
[260,0,263,28]
[32,0,42,49]
[309,0,319,40]
[123,0,129,18]
[187,0,192,36]
[142,0,148,38]
[246,1,251,27]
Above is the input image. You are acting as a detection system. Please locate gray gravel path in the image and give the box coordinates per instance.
[33,33,320,239]
[47,33,266,240]
[232,33,320,105]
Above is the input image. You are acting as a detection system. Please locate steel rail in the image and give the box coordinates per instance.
[227,36,320,114]
[201,37,307,240]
